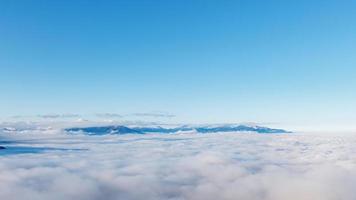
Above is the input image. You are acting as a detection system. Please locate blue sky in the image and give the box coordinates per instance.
[0,0,355,130]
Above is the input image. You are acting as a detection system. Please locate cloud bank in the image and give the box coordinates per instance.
[0,132,356,200]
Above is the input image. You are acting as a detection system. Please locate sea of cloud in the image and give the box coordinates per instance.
[1,130,356,200]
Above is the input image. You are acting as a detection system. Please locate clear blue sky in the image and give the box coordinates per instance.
[1,0,355,130]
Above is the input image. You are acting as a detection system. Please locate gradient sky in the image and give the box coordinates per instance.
[0,0,355,131]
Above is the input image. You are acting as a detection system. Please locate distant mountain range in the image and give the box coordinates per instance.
[65,125,290,135]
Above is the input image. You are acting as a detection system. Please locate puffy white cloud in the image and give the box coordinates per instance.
[1,132,356,200]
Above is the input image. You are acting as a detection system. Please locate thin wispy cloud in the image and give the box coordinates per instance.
[37,114,81,119]
[95,113,123,118]
[132,112,176,118]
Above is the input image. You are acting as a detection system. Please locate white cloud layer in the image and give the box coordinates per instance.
[1,132,356,200]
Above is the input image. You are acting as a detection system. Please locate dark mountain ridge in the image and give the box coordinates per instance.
[65,125,290,135]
